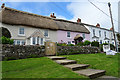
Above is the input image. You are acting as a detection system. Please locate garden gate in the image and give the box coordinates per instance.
[45,42,57,56]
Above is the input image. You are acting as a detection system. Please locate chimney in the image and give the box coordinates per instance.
[50,13,56,18]
[96,23,100,27]
[1,3,5,8]
[77,18,81,23]
[110,27,113,30]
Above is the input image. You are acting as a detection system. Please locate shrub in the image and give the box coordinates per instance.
[110,44,115,50]
[1,36,14,44]
[99,44,103,52]
[57,43,67,46]
[91,41,99,47]
[76,42,84,46]
[83,40,91,46]
[27,54,39,58]
[67,44,74,46]
[4,57,17,61]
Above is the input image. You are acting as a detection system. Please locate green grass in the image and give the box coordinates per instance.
[62,53,119,77]
[2,57,87,78]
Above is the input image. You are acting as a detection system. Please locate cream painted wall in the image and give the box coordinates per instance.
[0,23,57,45]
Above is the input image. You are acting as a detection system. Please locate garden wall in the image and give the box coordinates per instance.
[57,46,100,55]
[1,45,45,60]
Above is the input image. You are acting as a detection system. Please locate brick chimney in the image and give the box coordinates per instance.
[1,3,5,8]
[50,13,56,18]
[96,23,100,27]
[77,18,81,23]
[110,27,113,30]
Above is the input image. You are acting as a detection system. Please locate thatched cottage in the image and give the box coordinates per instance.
[0,6,90,45]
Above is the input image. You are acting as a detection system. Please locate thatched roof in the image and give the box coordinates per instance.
[74,34,82,40]
[0,7,90,33]
[54,19,90,33]
[0,7,58,30]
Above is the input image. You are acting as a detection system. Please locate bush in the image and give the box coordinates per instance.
[27,54,39,58]
[4,57,17,61]
[67,44,74,46]
[110,44,115,50]
[91,41,99,47]
[83,40,91,46]
[1,36,14,44]
[76,42,84,46]
[57,43,67,46]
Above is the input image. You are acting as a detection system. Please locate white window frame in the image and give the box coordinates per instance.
[67,31,71,38]
[44,30,49,37]
[18,27,25,36]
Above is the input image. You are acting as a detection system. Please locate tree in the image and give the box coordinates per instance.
[0,27,11,38]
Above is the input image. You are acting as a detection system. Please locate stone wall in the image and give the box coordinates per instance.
[1,45,45,60]
[57,46,100,55]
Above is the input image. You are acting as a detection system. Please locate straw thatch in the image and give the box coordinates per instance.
[0,7,90,33]
[0,7,58,30]
[74,34,81,40]
[55,19,90,33]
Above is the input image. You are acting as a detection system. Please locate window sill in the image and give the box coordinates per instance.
[18,34,26,37]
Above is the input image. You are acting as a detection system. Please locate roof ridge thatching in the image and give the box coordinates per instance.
[0,7,90,34]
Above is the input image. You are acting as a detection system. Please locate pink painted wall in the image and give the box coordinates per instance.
[57,30,90,44]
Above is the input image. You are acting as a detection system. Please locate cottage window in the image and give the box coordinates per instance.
[19,28,24,35]
[44,30,48,37]
[21,40,25,45]
[68,41,71,44]
[82,33,85,39]
[104,31,106,37]
[67,31,71,38]
[41,38,43,45]
[32,37,36,45]
[93,29,95,36]
[100,40,102,44]
[17,40,20,45]
[99,31,101,37]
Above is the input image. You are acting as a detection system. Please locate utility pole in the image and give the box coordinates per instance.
[108,2,118,52]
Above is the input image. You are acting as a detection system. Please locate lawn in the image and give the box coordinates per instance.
[2,57,87,78]
[62,53,119,77]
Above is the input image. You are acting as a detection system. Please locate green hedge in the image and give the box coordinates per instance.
[0,36,14,44]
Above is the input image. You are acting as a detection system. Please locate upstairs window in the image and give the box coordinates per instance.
[99,31,101,37]
[67,31,71,38]
[44,30,48,37]
[82,33,85,39]
[19,28,24,35]
[93,29,95,36]
[104,31,106,37]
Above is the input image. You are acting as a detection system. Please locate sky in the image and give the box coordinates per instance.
[0,0,119,32]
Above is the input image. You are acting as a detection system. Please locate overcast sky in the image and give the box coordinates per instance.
[0,0,119,32]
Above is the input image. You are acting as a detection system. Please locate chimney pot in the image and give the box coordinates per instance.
[77,18,81,23]
[96,23,100,27]
[50,13,56,18]
[1,3,5,8]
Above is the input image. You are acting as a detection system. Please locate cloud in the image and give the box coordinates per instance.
[67,1,118,31]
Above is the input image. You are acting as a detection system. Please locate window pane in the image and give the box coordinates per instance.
[33,37,36,44]
[21,41,25,45]
[93,29,95,36]
[19,28,24,34]
[68,41,71,44]
[67,31,70,37]
[17,40,20,45]
[44,30,48,37]
[82,33,85,39]
[41,38,43,45]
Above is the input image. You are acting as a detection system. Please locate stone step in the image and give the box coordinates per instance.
[64,64,90,71]
[55,60,77,65]
[96,75,118,79]
[74,69,106,79]
[47,56,66,60]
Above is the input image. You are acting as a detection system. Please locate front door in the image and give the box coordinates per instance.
[45,42,57,56]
